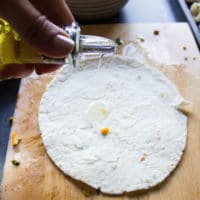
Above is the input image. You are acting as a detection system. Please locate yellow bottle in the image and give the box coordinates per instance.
[0,18,117,69]
[0,18,42,68]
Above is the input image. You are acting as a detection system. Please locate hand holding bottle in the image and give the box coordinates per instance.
[0,0,74,80]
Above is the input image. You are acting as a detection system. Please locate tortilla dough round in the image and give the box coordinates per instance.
[39,56,187,194]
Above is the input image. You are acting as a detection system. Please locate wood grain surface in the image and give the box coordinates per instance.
[0,23,200,200]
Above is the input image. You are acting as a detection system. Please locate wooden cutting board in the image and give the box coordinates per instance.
[1,23,200,200]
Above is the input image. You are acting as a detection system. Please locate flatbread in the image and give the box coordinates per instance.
[39,56,187,194]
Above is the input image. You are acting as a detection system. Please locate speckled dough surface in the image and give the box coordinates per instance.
[39,56,187,194]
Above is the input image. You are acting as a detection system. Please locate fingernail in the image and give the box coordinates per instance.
[53,35,74,56]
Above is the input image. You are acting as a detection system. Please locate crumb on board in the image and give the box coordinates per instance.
[153,30,160,35]
[11,131,22,147]
[96,188,100,194]
[83,188,93,197]
[184,57,188,61]
[11,160,20,166]
[8,116,13,124]
[140,153,147,162]
[115,37,124,45]
[101,127,110,136]
[145,179,150,184]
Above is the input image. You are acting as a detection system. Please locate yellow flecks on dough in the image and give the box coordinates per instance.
[101,127,110,136]
[160,92,165,97]
[11,131,21,147]
[85,102,109,123]
[156,131,161,140]
[140,153,147,162]
[100,108,109,115]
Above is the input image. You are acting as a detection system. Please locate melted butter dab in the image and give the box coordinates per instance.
[101,127,110,136]
[100,108,109,115]
[85,101,110,123]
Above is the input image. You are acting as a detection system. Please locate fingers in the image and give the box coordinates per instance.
[0,0,75,79]
[0,63,61,80]
[0,64,34,80]
[35,64,61,74]
[29,0,74,26]
[1,0,74,58]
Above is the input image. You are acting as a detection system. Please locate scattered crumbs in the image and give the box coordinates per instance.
[101,127,110,136]
[137,75,141,80]
[115,37,124,45]
[8,116,13,124]
[83,188,92,197]
[11,160,20,166]
[153,30,160,35]
[96,188,100,194]
[182,46,187,51]
[140,153,147,162]
[160,92,165,97]
[11,131,22,147]
[184,57,188,61]
[193,57,196,61]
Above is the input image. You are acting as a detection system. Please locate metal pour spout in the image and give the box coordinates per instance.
[43,22,117,67]
[80,35,117,54]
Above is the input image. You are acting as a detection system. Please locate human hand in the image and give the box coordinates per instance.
[0,0,74,80]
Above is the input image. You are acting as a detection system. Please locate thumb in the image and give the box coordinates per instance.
[1,0,74,58]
